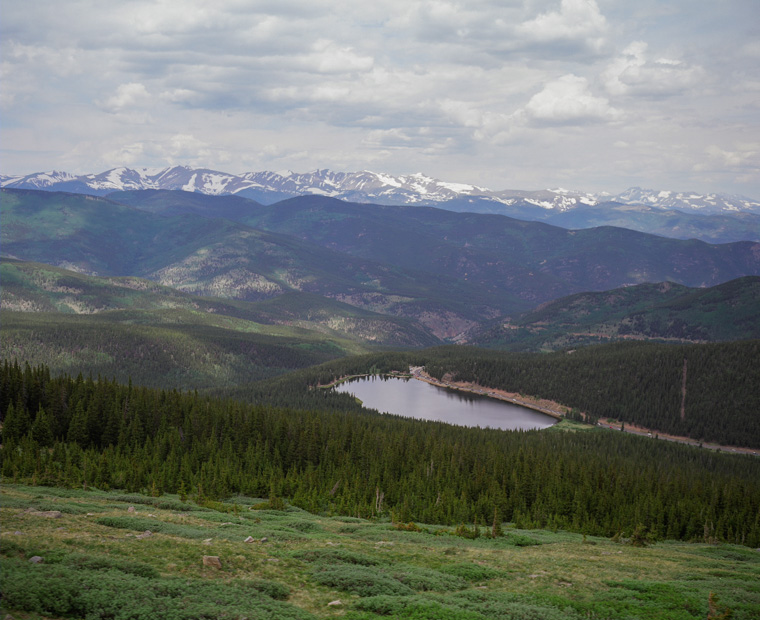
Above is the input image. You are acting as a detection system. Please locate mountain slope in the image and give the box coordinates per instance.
[467,277,760,351]
[4,189,760,342]
[0,256,445,388]
[211,194,760,299]
[107,190,760,302]
[0,190,504,338]
[0,258,440,348]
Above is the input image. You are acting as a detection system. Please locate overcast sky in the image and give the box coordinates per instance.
[2,0,758,195]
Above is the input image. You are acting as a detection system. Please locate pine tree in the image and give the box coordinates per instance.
[492,506,504,538]
[67,401,89,446]
[2,402,31,442]
[31,406,54,447]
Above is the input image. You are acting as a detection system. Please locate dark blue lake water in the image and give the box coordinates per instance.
[333,376,556,431]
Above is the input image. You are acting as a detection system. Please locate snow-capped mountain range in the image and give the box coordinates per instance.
[2,166,759,215]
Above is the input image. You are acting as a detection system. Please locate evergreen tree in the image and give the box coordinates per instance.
[2,402,30,443]
[30,406,54,447]
[67,401,89,446]
[492,507,504,538]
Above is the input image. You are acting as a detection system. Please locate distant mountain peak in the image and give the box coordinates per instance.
[2,166,758,214]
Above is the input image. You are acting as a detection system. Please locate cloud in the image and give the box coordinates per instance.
[517,0,608,53]
[1,0,759,197]
[702,143,759,171]
[523,74,622,125]
[298,39,374,74]
[603,41,704,97]
[99,83,151,113]
[100,133,217,168]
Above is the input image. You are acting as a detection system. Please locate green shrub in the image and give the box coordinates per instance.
[339,525,359,534]
[64,554,160,579]
[351,594,409,616]
[4,499,91,514]
[394,521,423,532]
[505,533,541,547]
[352,595,483,619]
[699,545,760,563]
[2,558,314,619]
[240,577,291,601]
[95,516,241,540]
[0,496,39,509]
[109,494,194,512]
[312,564,414,597]
[2,562,78,616]
[450,590,587,620]
[627,523,655,547]
[196,498,242,514]
[454,523,480,539]
[392,565,468,591]
[332,515,363,523]
[190,511,243,523]
[285,519,322,533]
[440,563,500,582]
[295,548,380,566]
[251,497,286,511]
[24,486,107,499]
[0,537,26,557]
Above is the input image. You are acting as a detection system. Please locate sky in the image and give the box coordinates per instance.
[1,0,759,196]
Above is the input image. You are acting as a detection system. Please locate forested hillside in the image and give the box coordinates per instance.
[3,361,759,547]
[0,311,354,389]
[468,277,760,351]
[418,342,760,448]
[5,189,760,342]
[0,258,440,388]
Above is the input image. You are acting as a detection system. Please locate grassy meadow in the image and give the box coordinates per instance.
[2,483,758,620]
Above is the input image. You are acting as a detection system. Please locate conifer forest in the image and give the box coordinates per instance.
[3,356,759,548]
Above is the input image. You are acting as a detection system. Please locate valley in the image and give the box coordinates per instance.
[2,184,760,620]
[5,0,760,616]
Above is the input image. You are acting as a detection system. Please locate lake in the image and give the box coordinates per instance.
[333,375,556,431]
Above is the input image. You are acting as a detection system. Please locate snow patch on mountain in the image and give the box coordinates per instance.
[2,167,759,215]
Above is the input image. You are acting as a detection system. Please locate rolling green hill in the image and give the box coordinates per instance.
[0,310,354,390]
[0,259,443,388]
[3,483,758,620]
[0,258,439,347]
[467,277,760,351]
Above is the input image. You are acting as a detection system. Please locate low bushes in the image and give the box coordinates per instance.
[440,563,501,582]
[312,564,414,597]
[2,558,310,620]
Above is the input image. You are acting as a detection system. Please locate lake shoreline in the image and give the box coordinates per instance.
[321,369,565,421]
[324,369,758,454]
[409,366,566,420]
[331,371,557,431]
